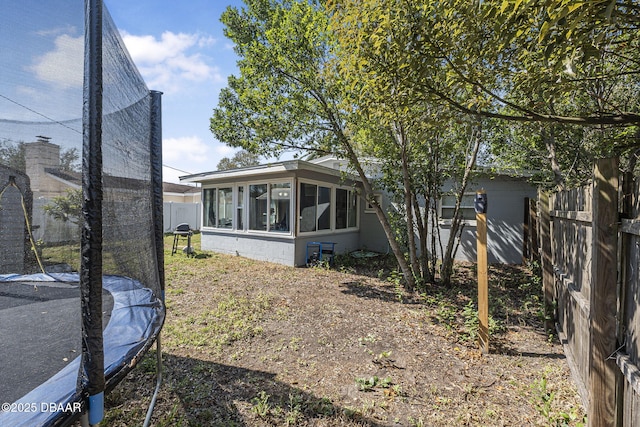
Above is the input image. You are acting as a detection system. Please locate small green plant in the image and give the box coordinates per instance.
[358,333,377,345]
[378,377,392,388]
[356,376,378,392]
[386,269,405,302]
[376,350,392,359]
[461,300,503,344]
[355,376,393,391]
[251,391,271,418]
[531,371,586,426]
[284,393,303,426]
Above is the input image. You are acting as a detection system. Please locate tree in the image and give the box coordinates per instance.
[211,0,425,289]
[328,0,640,193]
[59,147,80,172]
[328,0,640,129]
[43,188,82,227]
[217,149,261,170]
[0,139,26,171]
[329,0,492,285]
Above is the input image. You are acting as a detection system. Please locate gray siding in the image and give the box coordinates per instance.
[357,176,538,264]
[438,177,537,264]
[358,196,390,254]
[201,232,296,266]
[295,231,360,266]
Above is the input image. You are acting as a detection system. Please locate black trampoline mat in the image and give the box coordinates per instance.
[0,280,114,403]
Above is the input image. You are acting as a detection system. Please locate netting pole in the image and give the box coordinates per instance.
[81,0,105,425]
[144,89,164,427]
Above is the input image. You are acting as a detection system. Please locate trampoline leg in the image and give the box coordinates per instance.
[143,334,163,427]
[80,412,89,427]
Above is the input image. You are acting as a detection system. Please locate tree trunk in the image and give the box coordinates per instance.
[542,126,566,190]
[441,126,482,285]
[395,123,421,288]
[333,122,417,290]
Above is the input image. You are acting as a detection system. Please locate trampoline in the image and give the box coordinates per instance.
[1,1,165,426]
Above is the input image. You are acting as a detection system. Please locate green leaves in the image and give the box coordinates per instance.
[211,0,340,156]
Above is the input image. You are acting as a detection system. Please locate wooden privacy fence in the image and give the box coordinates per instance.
[540,157,640,426]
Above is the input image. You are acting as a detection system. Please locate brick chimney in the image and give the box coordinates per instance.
[24,136,60,196]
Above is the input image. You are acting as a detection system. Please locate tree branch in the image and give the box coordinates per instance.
[417,80,640,126]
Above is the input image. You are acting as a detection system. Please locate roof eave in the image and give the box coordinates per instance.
[180,160,360,184]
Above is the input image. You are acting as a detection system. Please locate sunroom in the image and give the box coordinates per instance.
[180,160,363,266]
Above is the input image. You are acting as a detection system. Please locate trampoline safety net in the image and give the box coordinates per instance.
[0,1,165,426]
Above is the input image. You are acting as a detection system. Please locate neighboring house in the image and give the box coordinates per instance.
[23,140,80,243]
[181,157,538,266]
[19,139,202,238]
[163,182,201,204]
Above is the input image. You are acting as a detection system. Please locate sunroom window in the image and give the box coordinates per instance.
[248,182,291,232]
[336,188,357,229]
[299,183,317,232]
[203,188,216,227]
[217,187,233,228]
[203,187,233,228]
[237,186,244,230]
[300,183,332,232]
[249,184,268,231]
[270,183,290,232]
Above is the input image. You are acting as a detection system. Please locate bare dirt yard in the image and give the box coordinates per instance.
[101,235,585,426]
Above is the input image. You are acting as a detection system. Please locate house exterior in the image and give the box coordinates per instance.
[181,157,538,266]
[163,182,201,203]
[436,174,538,264]
[180,160,362,266]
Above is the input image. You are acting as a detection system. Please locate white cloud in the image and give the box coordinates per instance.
[163,135,212,167]
[121,31,223,93]
[30,34,84,88]
[214,144,236,157]
[35,25,78,38]
[162,136,239,182]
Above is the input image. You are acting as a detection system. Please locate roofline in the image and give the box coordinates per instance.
[164,191,201,197]
[180,159,359,184]
[45,171,81,189]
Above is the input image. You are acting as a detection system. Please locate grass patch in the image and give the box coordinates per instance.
[164,292,272,353]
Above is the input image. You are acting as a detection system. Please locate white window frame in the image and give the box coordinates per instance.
[439,192,477,225]
[297,180,359,235]
[201,179,294,236]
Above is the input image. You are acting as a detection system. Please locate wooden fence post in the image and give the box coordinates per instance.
[538,190,554,334]
[475,190,489,354]
[588,157,619,426]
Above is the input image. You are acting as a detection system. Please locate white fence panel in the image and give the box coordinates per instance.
[163,202,201,232]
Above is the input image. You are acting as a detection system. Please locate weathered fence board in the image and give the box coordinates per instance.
[544,158,640,426]
[617,176,640,427]
[549,183,593,410]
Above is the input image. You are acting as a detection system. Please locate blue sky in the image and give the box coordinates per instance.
[106,0,250,183]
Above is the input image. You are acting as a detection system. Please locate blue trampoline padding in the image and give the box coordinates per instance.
[88,392,104,425]
[0,273,164,427]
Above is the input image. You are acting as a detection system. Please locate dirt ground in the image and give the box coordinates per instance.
[103,248,585,426]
